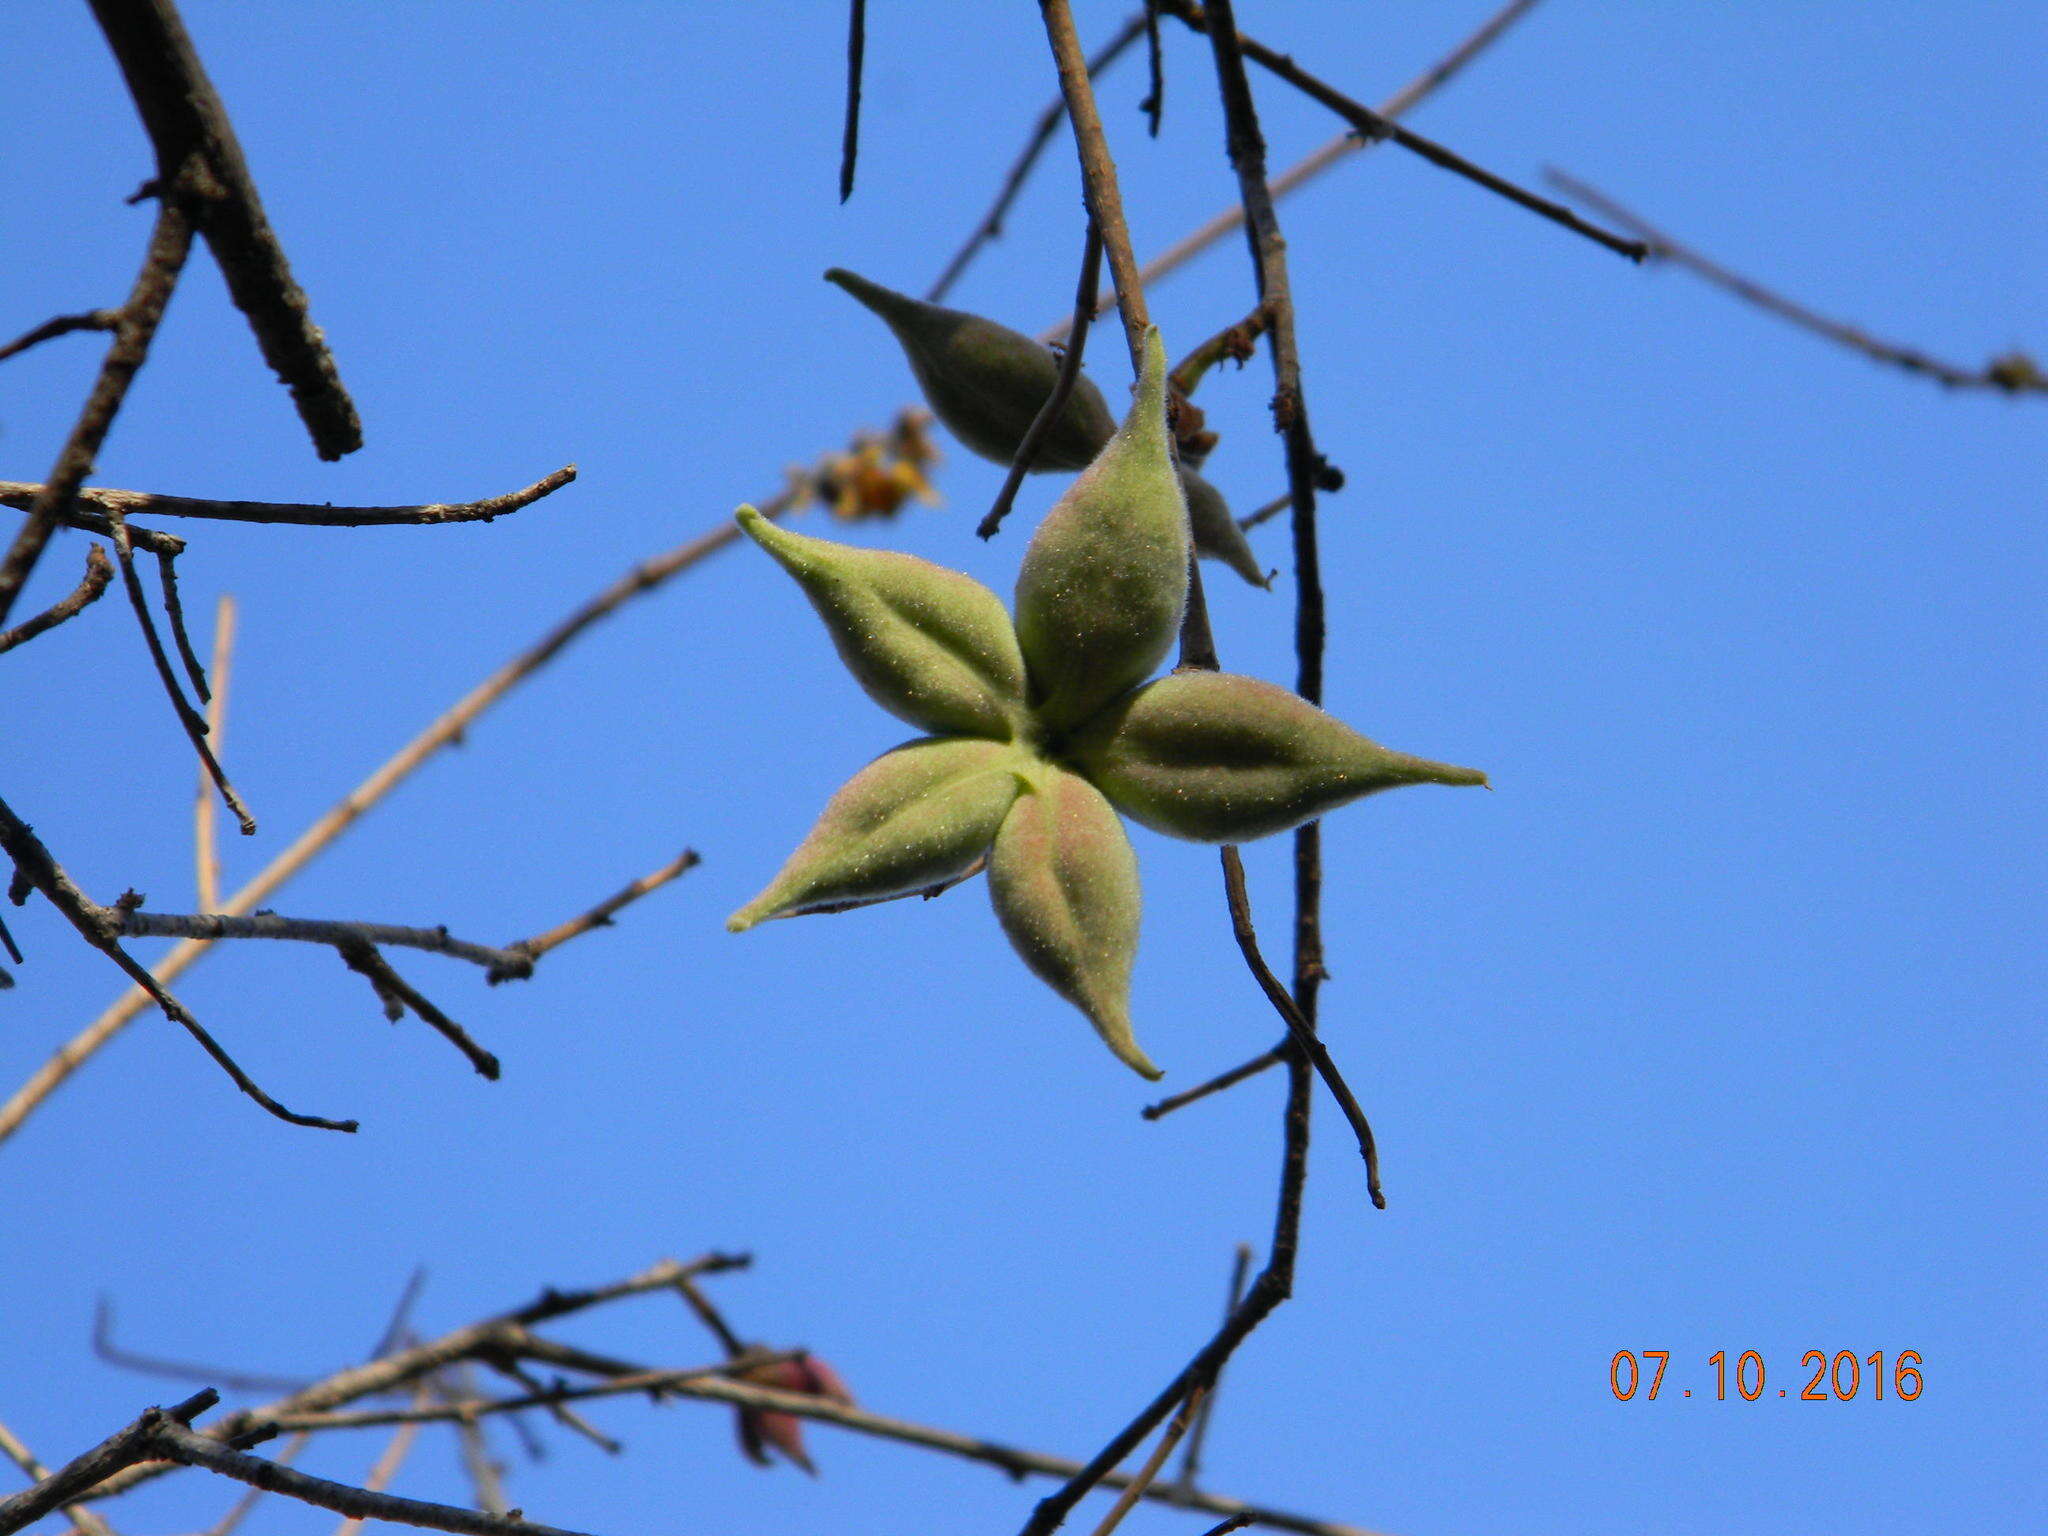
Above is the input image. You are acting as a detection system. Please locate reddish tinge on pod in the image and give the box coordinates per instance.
[734,1352,855,1475]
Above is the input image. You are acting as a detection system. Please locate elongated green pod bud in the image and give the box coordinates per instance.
[987,764,1156,1079]
[728,737,1023,930]
[1179,466,1269,588]
[1014,327,1190,732]
[1074,671,1487,844]
[825,268,1116,471]
[737,506,1028,738]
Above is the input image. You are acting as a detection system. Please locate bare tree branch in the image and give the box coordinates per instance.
[1159,1,1645,263]
[0,468,579,530]
[88,0,362,457]
[927,12,1148,303]
[0,545,112,656]
[0,195,193,630]
[1546,168,2048,395]
[840,0,866,202]
[978,220,1104,541]
[0,310,122,365]
[193,595,236,912]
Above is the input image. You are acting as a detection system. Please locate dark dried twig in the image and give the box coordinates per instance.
[1160,1,1646,263]
[0,195,192,630]
[979,221,1104,540]
[0,793,357,1132]
[1091,0,1549,322]
[1546,169,2048,394]
[0,467,578,530]
[0,310,122,364]
[1140,0,1164,136]
[840,0,866,202]
[1142,1041,1284,1119]
[927,13,1148,302]
[113,909,527,974]
[154,549,210,701]
[337,942,501,1081]
[0,1389,219,1536]
[1236,492,1289,533]
[0,546,113,656]
[89,0,362,457]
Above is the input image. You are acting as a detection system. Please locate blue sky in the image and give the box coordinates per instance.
[3,4,2042,1535]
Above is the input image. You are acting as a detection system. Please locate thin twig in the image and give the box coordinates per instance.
[1083,0,1550,325]
[88,0,362,457]
[1175,1247,1250,1494]
[194,595,236,912]
[927,13,1148,302]
[672,1275,748,1360]
[1237,492,1289,532]
[0,467,578,529]
[840,0,866,202]
[493,849,702,981]
[1545,168,2048,394]
[1142,1042,1284,1119]
[337,942,500,1080]
[1219,853,1380,1207]
[1160,1,1646,263]
[112,909,527,974]
[473,1361,621,1457]
[1086,1388,1202,1536]
[0,545,112,656]
[1140,0,1164,137]
[199,1431,308,1536]
[1170,306,1270,398]
[101,491,258,835]
[0,193,193,630]
[150,1417,594,1536]
[96,1297,311,1393]
[328,1385,430,1536]
[0,309,120,364]
[154,549,210,701]
[978,221,1104,540]
[0,794,357,1132]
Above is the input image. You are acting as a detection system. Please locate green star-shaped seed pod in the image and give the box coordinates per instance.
[730,327,1484,1079]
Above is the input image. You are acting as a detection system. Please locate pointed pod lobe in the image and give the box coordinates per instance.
[825,268,1116,470]
[1179,466,1269,588]
[737,506,1027,738]
[987,764,1156,1079]
[1014,327,1191,732]
[728,737,1022,929]
[1074,670,1487,843]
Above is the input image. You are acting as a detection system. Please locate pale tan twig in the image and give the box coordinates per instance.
[492,849,702,981]
[0,1414,119,1536]
[329,1385,430,1536]
[194,595,236,912]
[1087,1388,1203,1536]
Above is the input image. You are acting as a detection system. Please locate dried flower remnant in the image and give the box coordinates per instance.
[734,1353,855,1475]
[731,327,1483,1078]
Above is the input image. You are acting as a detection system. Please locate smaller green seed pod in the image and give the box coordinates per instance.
[825,268,1116,471]
[1075,670,1487,844]
[1014,327,1191,733]
[1179,466,1269,588]
[728,736,1024,931]
[987,764,1156,1079]
[737,506,1028,739]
